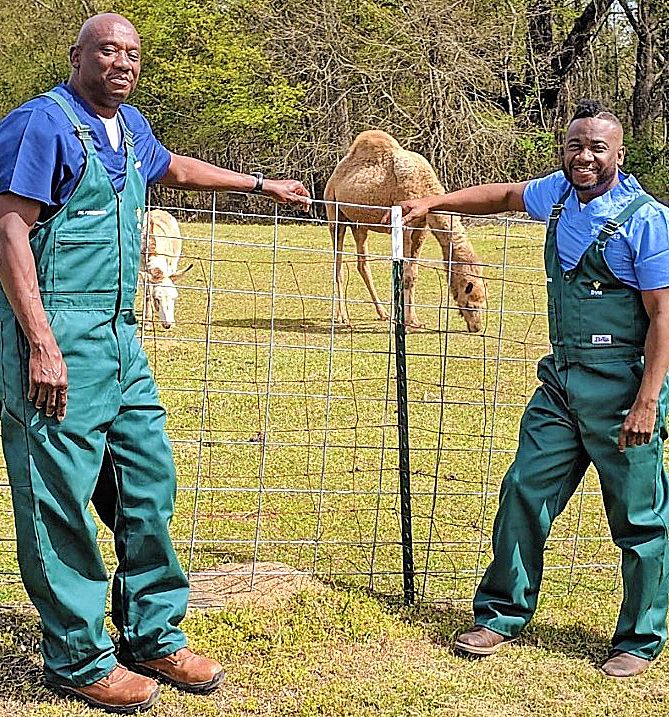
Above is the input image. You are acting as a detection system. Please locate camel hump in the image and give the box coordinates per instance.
[391,150,445,197]
[348,130,402,161]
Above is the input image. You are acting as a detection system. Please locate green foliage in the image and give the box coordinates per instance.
[623,137,669,202]
[510,129,560,180]
[114,0,304,154]
[0,0,85,113]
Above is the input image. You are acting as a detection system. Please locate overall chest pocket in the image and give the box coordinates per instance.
[54,232,117,293]
[578,294,636,348]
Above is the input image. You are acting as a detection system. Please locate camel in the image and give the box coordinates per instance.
[324,130,486,332]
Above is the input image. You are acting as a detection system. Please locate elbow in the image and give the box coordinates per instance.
[0,213,29,246]
[501,183,525,213]
[163,154,188,186]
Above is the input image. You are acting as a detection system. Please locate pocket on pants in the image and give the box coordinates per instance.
[1,407,32,488]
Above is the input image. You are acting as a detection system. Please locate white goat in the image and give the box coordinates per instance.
[140,209,193,329]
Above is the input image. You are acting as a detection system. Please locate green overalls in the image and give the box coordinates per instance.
[473,189,669,659]
[0,92,189,686]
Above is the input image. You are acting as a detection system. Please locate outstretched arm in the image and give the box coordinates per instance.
[618,287,669,451]
[384,182,529,225]
[160,153,311,210]
[0,193,68,420]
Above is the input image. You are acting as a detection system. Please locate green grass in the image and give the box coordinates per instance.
[0,216,659,715]
[3,586,669,716]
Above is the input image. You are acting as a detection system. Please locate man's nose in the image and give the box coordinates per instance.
[113,51,132,69]
[577,147,595,162]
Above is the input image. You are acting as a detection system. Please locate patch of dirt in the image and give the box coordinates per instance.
[188,561,327,609]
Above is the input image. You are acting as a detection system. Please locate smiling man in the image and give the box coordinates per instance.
[0,12,309,714]
[397,99,669,678]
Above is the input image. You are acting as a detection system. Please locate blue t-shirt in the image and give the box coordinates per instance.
[522,170,669,291]
[0,83,172,222]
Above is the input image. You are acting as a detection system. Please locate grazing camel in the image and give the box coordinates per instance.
[324,130,486,332]
[140,209,193,329]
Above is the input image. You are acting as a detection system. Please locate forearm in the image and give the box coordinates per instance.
[160,154,258,192]
[422,183,527,215]
[636,312,669,407]
[0,213,53,348]
[159,154,310,209]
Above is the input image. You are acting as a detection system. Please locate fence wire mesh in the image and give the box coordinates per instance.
[0,193,621,606]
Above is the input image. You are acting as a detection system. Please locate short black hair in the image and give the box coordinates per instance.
[570,99,622,130]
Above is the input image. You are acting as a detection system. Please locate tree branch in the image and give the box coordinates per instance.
[618,0,642,36]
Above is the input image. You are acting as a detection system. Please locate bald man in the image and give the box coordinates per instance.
[0,13,309,713]
[395,100,669,678]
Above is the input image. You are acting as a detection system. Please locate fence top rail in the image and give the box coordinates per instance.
[149,191,546,229]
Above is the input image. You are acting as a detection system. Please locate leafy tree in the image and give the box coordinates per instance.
[115,0,303,161]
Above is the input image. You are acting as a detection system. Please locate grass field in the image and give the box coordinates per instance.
[0,205,659,715]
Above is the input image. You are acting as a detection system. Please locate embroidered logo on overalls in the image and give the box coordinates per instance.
[591,280,603,296]
[591,334,612,345]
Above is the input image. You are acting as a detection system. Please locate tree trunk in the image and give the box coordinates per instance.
[622,0,661,138]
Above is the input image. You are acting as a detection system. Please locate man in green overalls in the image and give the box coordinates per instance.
[0,13,310,713]
[396,99,669,679]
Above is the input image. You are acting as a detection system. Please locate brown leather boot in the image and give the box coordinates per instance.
[601,651,650,679]
[46,665,160,713]
[123,647,224,694]
[454,625,516,656]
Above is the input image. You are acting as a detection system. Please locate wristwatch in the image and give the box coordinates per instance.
[250,172,264,194]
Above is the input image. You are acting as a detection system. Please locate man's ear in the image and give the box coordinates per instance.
[70,45,80,69]
[617,145,626,167]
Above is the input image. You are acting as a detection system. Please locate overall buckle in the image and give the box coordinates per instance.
[549,204,564,220]
[75,124,92,140]
[600,219,619,236]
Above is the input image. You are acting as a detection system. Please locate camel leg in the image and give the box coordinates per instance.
[351,226,389,321]
[403,228,427,328]
[329,221,350,325]
[428,215,456,290]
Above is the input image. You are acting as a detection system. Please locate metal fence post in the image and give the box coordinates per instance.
[391,205,415,605]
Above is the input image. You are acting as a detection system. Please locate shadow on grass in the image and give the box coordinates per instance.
[333,582,611,667]
[0,606,54,705]
[212,317,391,335]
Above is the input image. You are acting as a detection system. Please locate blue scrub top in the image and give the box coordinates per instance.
[523,170,669,291]
[0,83,171,223]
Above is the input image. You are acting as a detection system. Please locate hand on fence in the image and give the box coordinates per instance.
[381,197,432,227]
[263,179,312,210]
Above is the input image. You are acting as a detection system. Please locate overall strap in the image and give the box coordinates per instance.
[596,194,654,247]
[41,91,95,154]
[117,107,135,151]
[548,187,573,227]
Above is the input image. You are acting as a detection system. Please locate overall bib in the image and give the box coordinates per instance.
[0,92,189,685]
[473,189,669,659]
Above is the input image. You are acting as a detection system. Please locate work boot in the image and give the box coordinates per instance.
[45,664,160,713]
[601,651,650,679]
[454,625,516,656]
[123,647,224,694]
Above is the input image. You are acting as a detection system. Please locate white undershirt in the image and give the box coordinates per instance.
[98,114,121,151]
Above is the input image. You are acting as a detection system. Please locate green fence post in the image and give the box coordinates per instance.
[391,205,415,605]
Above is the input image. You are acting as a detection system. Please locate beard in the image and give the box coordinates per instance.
[562,160,618,192]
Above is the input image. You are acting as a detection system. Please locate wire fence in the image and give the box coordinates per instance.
[0,192,621,606]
